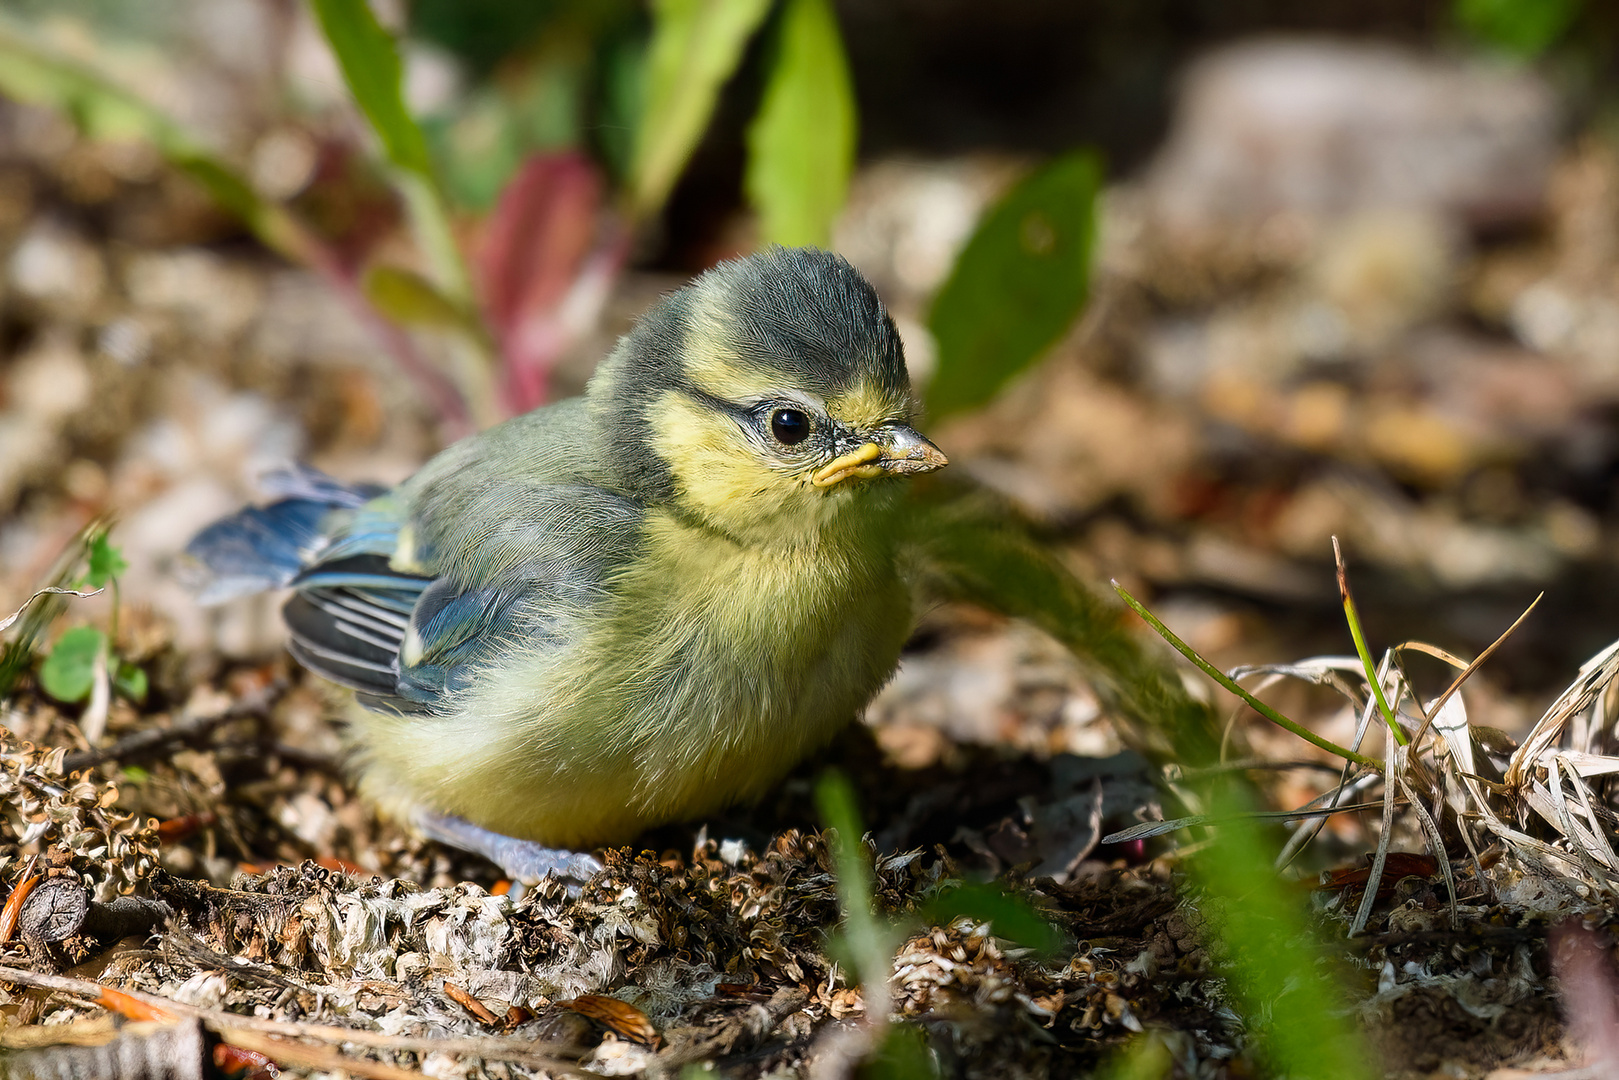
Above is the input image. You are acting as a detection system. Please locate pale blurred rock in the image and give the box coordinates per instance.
[8,219,106,316]
[1148,39,1559,237]
[834,157,1020,311]
[250,127,319,201]
[123,248,264,342]
[6,332,92,421]
[109,376,306,654]
[1307,210,1459,352]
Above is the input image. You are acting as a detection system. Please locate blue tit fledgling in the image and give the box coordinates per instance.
[186,247,947,880]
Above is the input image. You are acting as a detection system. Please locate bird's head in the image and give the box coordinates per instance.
[588,247,947,548]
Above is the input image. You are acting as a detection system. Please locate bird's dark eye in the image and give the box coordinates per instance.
[770,408,811,445]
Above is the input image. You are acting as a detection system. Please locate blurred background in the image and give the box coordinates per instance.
[3,0,1619,765]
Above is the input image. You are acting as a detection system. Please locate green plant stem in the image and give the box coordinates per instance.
[1113,583,1382,769]
[1333,538,1406,747]
[108,577,120,651]
[398,168,474,310]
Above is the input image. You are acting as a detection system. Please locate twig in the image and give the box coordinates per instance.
[62,686,284,773]
[217,1029,428,1080]
[1,1018,208,1080]
[0,964,581,1070]
[19,876,171,945]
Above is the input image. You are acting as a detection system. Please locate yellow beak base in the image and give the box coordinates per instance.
[811,427,949,489]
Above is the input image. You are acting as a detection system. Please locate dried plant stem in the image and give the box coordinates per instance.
[0,965,581,1071]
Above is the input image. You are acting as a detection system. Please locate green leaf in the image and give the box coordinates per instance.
[866,1022,938,1080]
[0,18,314,264]
[308,1,474,308]
[631,0,772,219]
[114,660,148,704]
[744,0,856,248]
[308,0,433,177]
[919,881,1064,958]
[814,771,896,986]
[39,626,106,704]
[85,532,127,590]
[1454,0,1582,57]
[362,264,477,331]
[925,150,1103,420]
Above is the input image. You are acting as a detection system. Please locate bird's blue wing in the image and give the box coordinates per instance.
[284,485,643,717]
[185,465,383,604]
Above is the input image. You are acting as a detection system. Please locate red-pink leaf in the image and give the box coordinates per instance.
[477,152,608,411]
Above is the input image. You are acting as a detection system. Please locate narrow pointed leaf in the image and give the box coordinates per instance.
[744,0,856,247]
[308,0,433,177]
[632,0,772,219]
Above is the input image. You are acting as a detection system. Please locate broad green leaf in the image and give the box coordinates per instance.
[926,150,1102,419]
[39,626,106,704]
[114,660,148,704]
[744,0,856,248]
[308,0,433,177]
[1454,0,1582,57]
[362,264,476,331]
[85,533,127,590]
[631,0,771,219]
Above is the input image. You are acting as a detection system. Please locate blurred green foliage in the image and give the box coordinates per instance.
[926,150,1102,420]
[1454,0,1584,57]
[632,0,773,219]
[745,0,857,247]
[1190,783,1371,1080]
[817,769,1067,1079]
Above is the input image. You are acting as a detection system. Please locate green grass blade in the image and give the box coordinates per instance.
[1114,583,1381,768]
[632,0,771,220]
[1192,781,1375,1080]
[1333,538,1406,746]
[814,771,892,985]
[744,0,856,247]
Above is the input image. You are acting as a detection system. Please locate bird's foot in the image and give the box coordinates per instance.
[411,809,602,895]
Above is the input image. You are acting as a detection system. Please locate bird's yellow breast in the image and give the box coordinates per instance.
[352,505,912,848]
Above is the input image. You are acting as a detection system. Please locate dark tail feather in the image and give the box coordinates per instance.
[185,466,378,605]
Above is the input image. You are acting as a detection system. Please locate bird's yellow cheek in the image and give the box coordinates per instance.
[646,391,844,544]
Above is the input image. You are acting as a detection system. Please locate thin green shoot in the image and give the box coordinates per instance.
[1332,538,1406,747]
[1113,582,1381,769]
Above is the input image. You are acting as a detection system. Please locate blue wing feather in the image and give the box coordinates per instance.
[185,450,646,719]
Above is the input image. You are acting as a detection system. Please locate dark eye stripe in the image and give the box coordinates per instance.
[678,384,822,449]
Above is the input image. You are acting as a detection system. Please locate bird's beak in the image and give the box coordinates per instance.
[811,423,949,488]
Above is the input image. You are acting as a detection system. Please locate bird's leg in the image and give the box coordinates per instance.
[411,809,603,889]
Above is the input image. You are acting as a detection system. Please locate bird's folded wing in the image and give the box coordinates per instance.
[284,485,644,717]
